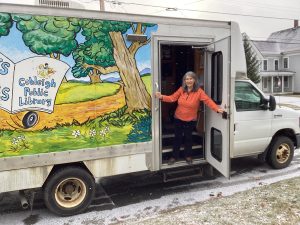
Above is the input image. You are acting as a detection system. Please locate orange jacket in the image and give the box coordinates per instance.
[162,87,219,121]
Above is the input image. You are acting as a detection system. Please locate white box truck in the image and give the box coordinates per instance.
[0,3,299,216]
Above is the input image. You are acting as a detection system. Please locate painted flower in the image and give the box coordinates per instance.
[104,126,110,133]
[89,129,96,137]
[99,130,106,137]
[72,130,81,138]
[11,138,18,145]
[18,135,25,140]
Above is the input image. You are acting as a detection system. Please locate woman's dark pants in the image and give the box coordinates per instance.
[172,118,196,159]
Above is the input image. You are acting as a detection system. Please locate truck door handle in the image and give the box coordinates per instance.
[155,82,159,91]
[222,111,228,119]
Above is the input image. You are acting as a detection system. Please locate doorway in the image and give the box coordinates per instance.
[160,43,206,165]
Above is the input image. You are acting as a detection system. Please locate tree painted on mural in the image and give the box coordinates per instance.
[109,23,154,112]
[13,15,81,60]
[75,20,155,112]
[72,19,116,84]
[0,13,13,37]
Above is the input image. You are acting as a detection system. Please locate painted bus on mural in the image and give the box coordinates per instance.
[0,3,299,216]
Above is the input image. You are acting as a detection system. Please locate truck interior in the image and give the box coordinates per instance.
[160,43,206,165]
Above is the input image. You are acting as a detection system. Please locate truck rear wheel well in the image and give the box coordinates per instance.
[43,162,94,188]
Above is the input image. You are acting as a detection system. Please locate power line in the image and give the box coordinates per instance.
[246,40,300,45]
[213,0,300,14]
[77,0,300,21]
[251,36,300,42]
[97,0,299,21]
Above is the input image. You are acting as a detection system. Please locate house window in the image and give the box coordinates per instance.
[263,77,268,89]
[263,60,268,71]
[274,59,279,71]
[284,76,289,88]
[274,76,282,88]
[283,57,289,69]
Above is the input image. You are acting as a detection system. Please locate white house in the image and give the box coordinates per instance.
[250,20,300,94]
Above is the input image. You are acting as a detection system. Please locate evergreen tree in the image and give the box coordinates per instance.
[243,36,260,84]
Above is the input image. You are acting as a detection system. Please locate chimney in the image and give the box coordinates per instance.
[294,20,299,28]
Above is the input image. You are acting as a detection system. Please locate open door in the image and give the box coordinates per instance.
[205,37,231,178]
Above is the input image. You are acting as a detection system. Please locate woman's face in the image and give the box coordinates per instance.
[185,75,195,88]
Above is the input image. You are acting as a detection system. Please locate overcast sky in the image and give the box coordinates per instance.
[1,0,300,39]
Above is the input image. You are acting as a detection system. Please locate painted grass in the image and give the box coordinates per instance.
[55,82,120,104]
[0,121,133,158]
[142,74,152,95]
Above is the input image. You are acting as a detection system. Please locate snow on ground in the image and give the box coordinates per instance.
[275,95,300,109]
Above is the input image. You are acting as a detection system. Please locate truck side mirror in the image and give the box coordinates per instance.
[269,95,276,111]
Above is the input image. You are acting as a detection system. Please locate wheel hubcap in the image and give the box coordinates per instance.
[276,143,290,164]
[55,178,87,208]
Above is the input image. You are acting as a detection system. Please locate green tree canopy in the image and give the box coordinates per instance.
[13,15,81,59]
[0,13,13,37]
[243,35,260,84]
[72,19,119,80]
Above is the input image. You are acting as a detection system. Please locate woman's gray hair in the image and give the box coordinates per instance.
[182,71,200,92]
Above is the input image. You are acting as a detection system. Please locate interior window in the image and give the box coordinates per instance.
[235,81,264,111]
[211,52,223,105]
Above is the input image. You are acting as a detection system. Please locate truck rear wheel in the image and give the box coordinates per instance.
[43,166,95,216]
[267,136,294,169]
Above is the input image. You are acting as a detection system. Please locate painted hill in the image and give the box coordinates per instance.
[140,68,151,75]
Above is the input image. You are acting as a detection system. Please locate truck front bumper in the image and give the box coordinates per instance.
[296,134,300,148]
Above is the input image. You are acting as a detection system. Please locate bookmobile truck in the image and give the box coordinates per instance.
[0,3,299,216]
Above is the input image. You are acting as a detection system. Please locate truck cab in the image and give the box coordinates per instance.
[233,76,300,169]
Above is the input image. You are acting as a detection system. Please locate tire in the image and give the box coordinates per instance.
[22,111,39,128]
[43,166,95,216]
[267,136,294,169]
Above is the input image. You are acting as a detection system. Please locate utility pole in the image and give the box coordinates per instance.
[99,0,105,11]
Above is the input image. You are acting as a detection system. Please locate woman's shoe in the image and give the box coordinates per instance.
[185,157,193,165]
[168,157,176,165]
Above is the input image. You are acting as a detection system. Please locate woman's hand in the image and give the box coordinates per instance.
[155,92,162,99]
[217,108,224,114]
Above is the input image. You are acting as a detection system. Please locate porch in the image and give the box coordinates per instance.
[260,72,295,94]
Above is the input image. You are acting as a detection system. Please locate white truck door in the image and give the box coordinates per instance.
[205,37,231,178]
[233,81,272,157]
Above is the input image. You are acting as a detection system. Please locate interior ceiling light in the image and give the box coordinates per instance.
[165,7,178,11]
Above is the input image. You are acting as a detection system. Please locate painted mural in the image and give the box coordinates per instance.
[0,12,157,158]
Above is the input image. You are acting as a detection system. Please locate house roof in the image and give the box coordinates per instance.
[252,26,300,55]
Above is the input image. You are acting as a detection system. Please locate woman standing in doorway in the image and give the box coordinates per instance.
[155,71,224,165]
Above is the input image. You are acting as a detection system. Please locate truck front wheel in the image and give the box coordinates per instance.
[267,136,294,169]
[43,166,95,216]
